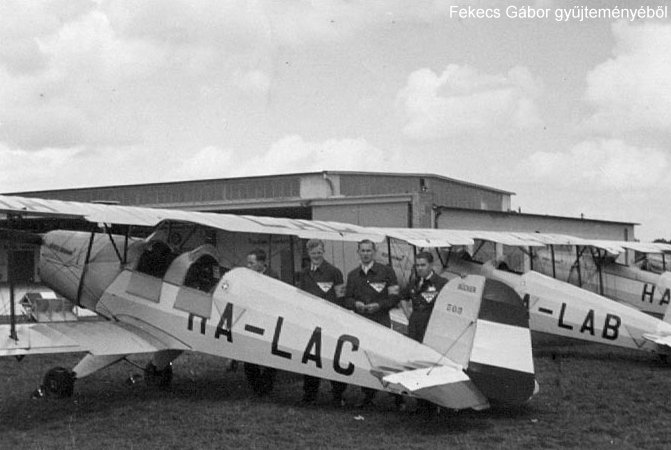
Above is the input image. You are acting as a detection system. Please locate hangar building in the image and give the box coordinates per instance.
[8,170,634,237]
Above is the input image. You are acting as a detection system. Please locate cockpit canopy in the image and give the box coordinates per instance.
[163,244,222,293]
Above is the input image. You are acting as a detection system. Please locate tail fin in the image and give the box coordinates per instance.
[423,275,537,405]
[660,272,671,324]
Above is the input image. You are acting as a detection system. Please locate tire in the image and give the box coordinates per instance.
[145,362,173,390]
[42,367,75,398]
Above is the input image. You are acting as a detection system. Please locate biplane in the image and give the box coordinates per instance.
[371,227,671,357]
[526,235,671,318]
[0,195,537,411]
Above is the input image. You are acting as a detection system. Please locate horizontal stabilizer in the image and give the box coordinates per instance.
[0,321,188,357]
[382,366,489,410]
[642,333,671,349]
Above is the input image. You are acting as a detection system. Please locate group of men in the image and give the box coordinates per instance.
[241,239,447,410]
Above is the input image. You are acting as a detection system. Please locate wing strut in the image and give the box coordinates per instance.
[570,245,586,287]
[435,247,449,269]
[123,225,131,265]
[7,239,17,342]
[472,240,486,260]
[386,236,393,267]
[75,224,97,307]
[5,213,21,342]
[588,247,606,295]
[103,223,123,263]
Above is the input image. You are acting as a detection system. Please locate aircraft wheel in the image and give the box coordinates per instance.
[42,367,75,398]
[145,362,173,390]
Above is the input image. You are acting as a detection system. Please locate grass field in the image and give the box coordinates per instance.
[1,344,671,449]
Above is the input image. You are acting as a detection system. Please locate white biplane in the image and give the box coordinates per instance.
[372,228,671,358]
[0,195,537,411]
[525,235,671,318]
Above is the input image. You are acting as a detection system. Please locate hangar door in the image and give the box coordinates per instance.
[312,202,410,275]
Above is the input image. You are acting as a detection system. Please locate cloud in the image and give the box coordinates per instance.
[0,0,94,75]
[0,9,164,150]
[235,135,398,175]
[584,21,671,133]
[233,70,271,96]
[0,144,85,192]
[113,136,400,187]
[521,138,669,191]
[168,146,235,180]
[396,64,543,141]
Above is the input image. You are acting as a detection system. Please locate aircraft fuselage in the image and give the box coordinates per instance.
[533,249,671,318]
[443,257,671,355]
[35,230,495,410]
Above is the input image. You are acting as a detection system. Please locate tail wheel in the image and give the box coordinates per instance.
[42,367,75,398]
[145,362,173,390]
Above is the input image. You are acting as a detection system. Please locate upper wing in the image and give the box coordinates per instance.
[368,227,474,248]
[370,228,671,259]
[0,320,189,358]
[0,194,383,242]
[371,228,551,248]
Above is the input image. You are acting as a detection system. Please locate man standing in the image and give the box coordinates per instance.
[296,239,347,406]
[243,248,279,396]
[246,248,279,279]
[403,251,447,343]
[402,251,446,415]
[344,239,400,407]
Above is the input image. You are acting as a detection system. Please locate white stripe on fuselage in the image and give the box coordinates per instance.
[469,320,534,374]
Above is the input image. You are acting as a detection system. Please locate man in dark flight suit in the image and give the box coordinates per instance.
[344,239,400,408]
[402,251,447,343]
[243,248,280,396]
[401,251,447,414]
[296,239,347,406]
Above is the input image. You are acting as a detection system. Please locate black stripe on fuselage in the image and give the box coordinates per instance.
[466,361,536,406]
[479,279,529,328]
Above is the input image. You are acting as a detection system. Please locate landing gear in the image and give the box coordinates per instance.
[145,362,173,390]
[32,367,76,398]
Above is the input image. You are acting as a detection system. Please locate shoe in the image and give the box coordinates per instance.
[298,395,317,406]
[332,396,347,408]
[226,360,239,373]
[356,397,375,409]
[415,404,439,416]
[393,394,406,412]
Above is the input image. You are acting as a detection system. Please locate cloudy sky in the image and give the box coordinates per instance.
[1,1,670,239]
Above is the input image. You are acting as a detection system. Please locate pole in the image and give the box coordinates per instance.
[8,246,17,341]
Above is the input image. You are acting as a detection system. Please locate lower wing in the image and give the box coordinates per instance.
[0,320,189,358]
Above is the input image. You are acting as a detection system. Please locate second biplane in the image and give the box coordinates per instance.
[372,227,671,358]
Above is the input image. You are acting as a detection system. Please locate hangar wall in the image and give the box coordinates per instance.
[436,208,635,241]
[312,199,411,278]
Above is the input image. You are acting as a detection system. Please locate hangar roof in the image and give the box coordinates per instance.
[7,170,513,196]
[434,205,638,226]
[5,171,513,212]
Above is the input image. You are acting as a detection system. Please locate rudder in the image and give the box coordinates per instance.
[467,278,536,405]
[422,275,537,406]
